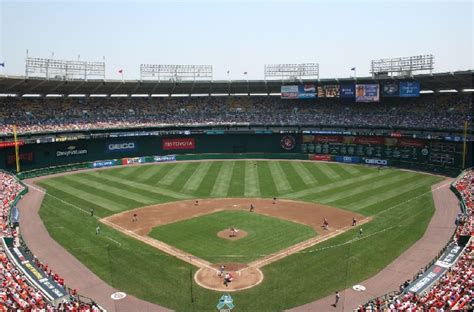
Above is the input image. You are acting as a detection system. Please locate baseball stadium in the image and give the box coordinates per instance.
[0,1,473,312]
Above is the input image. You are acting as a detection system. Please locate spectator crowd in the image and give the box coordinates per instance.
[0,171,102,311]
[0,94,471,135]
[360,168,474,311]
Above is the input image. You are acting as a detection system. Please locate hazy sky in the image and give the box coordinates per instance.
[1,0,473,80]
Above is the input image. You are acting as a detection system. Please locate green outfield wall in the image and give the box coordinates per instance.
[0,132,470,177]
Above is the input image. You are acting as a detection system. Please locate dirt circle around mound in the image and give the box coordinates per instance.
[194,263,264,292]
[217,229,248,241]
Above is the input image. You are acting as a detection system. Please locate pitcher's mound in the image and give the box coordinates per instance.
[217,229,248,240]
[194,263,263,292]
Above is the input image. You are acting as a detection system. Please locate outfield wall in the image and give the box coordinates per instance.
[0,133,469,176]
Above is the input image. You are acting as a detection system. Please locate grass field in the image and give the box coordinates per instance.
[37,160,443,311]
[149,210,317,263]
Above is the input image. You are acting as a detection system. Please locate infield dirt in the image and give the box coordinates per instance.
[102,198,369,291]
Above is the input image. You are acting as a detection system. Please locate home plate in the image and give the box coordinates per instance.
[352,285,366,292]
[111,292,127,300]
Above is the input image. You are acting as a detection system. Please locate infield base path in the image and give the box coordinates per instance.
[103,198,369,291]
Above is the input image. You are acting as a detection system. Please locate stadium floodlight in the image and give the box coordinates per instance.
[370,55,434,77]
[140,64,213,81]
[264,63,319,81]
[25,57,105,80]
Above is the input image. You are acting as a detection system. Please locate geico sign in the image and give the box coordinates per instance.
[108,143,135,151]
[365,159,388,165]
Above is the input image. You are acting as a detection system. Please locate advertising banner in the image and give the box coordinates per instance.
[354,137,385,145]
[335,156,360,163]
[106,142,137,153]
[153,155,176,163]
[340,84,355,98]
[382,82,399,97]
[309,154,332,161]
[318,85,340,98]
[399,81,420,97]
[91,160,120,168]
[121,157,146,165]
[56,145,88,157]
[355,84,380,102]
[5,242,68,304]
[406,244,463,294]
[11,206,20,223]
[364,158,389,166]
[0,141,25,149]
[397,138,425,148]
[310,136,344,143]
[6,152,34,166]
[281,85,316,99]
[281,85,299,99]
[300,84,316,99]
[163,138,196,150]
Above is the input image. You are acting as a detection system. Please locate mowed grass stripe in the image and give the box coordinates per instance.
[329,173,422,208]
[40,179,126,211]
[210,161,235,197]
[122,165,149,178]
[285,169,392,199]
[91,171,190,200]
[365,181,437,217]
[318,172,416,204]
[268,161,292,193]
[244,161,260,197]
[182,162,212,192]
[347,177,436,211]
[70,175,157,205]
[338,164,361,175]
[159,163,190,185]
[333,172,430,209]
[59,176,144,209]
[37,184,107,216]
[81,172,176,203]
[135,165,165,182]
[227,161,245,197]
[317,163,342,180]
[304,163,336,184]
[331,164,353,179]
[300,170,400,204]
[290,162,317,185]
[279,162,310,192]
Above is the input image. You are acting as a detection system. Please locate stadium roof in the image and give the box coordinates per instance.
[0,70,472,96]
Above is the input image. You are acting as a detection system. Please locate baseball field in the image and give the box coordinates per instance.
[34,160,442,311]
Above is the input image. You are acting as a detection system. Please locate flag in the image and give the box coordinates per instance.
[118,69,123,74]
[351,67,356,71]
[0,62,4,67]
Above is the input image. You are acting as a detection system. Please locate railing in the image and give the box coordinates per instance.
[360,167,473,310]
[1,170,106,311]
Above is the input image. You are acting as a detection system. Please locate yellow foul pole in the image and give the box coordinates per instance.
[13,125,20,173]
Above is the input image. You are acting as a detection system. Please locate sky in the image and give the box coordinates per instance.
[0,0,473,81]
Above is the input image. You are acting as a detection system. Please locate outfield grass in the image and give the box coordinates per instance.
[37,160,443,311]
[149,210,317,263]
